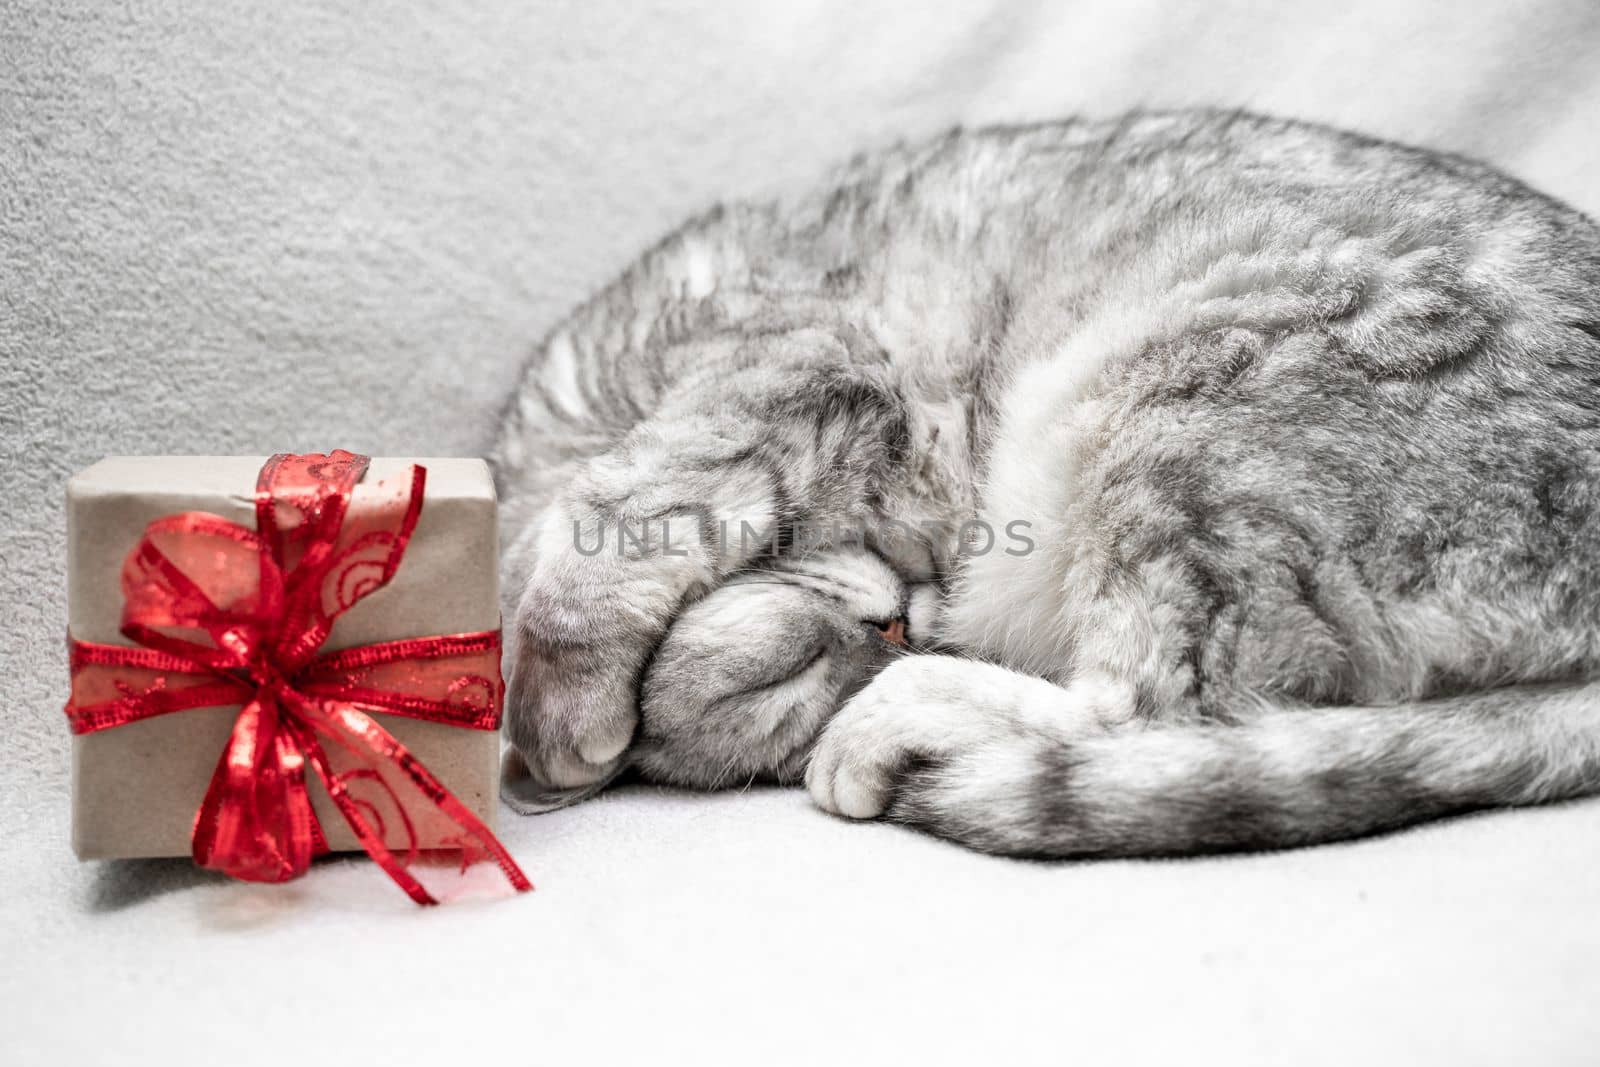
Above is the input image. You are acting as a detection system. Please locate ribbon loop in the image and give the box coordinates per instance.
[64,452,531,904]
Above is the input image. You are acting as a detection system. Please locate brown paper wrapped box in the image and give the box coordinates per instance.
[66,456,502,859]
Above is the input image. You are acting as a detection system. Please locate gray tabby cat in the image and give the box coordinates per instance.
[491,109,1600,856]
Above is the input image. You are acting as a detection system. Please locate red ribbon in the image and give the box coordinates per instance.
[64,451,532,905]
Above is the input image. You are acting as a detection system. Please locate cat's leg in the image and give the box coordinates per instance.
[808,655,1600,855]
[503,359,915,796]
[804,655,1137,827]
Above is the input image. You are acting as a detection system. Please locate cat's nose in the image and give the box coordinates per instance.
[875,618,909,646]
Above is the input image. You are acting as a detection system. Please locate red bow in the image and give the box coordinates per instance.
[64,451,531,905]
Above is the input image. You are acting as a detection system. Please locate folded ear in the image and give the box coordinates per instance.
[631,547,909,790]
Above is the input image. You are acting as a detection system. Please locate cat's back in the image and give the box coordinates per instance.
[710,111,1598,393]
[808,108,1599,298]
[524,110,1600,379]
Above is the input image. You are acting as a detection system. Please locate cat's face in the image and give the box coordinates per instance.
[629,548,910,789]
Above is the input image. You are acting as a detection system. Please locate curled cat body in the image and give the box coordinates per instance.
[492,109,1600,856]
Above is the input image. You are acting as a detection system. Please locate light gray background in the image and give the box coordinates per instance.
[5,2,1600,1063]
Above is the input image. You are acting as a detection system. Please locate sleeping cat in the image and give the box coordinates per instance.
[491,109,1600,856]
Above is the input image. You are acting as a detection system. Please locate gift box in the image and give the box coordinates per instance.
[64,453,529,903]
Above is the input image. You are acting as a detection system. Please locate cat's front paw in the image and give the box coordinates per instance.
[804,656,1130,822]
[501,580,650,809]
[504,639,636,789]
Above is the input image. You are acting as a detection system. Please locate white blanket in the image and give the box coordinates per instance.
[5,1,1599,1062]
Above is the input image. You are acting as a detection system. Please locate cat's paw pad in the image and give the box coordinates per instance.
[804,656,1128,821]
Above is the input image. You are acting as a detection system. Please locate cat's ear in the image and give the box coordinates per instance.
[500,745,622,814]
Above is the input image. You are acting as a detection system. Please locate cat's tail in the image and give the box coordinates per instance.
[898,678,1600,856]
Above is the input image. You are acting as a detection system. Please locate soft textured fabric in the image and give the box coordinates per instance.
[4,2,1599,1062]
